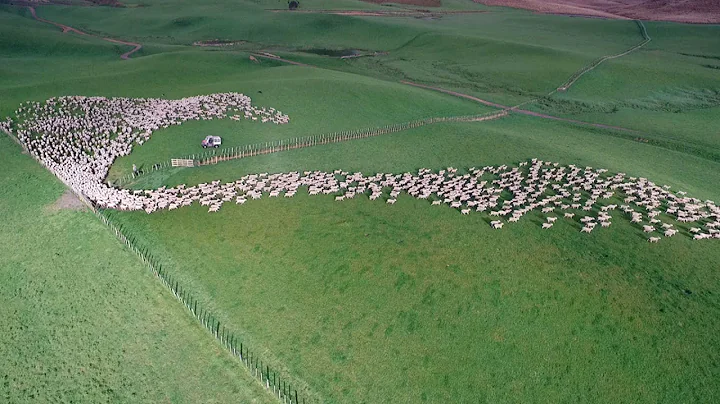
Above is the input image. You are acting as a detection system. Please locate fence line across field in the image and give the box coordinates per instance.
[115,110,508,186]
[2,127,309,404]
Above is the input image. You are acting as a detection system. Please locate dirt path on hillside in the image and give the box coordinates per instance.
[28,6,142,59]
[250,53,315,67]
[400,81,511,109]
[553,20,650,93]
[244,52,642,134]
[401,81,640,133]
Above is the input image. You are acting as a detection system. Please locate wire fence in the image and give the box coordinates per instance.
[5,109,508,403]
[114,110,508,186]
[2,127,307,404]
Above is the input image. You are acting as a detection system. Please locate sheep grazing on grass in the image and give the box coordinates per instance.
[648,237,661,243]
[542,222,553,229]
[4,101,717,244]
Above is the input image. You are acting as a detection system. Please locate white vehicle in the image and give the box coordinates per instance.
[202,135,222,148]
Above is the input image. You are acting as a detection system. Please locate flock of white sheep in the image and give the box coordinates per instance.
[4,95,719,243]
[6,93,288,210]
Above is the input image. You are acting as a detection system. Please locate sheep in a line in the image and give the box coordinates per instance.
[5,97,719,241]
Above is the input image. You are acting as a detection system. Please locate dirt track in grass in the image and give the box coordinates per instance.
[28,6,142,59]
[400,81,642,133]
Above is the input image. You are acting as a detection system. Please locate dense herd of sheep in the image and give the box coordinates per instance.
[147,160,716,242]
[3,95,719,242]
[6,93,289,210]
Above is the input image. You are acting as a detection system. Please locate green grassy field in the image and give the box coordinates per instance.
[0,135,274,403]
[2,0,720,403]
[105,67,489,182]
[526,21,720,161]
[112,117,720,402]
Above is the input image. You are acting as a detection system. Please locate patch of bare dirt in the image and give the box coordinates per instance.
[473,0,720,23]
[361,0,441,6]
[27,6,142,59]
[47,189,87,212]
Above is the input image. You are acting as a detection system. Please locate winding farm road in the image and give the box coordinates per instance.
[23,5,642,135]
[400,81,640,133]
[28,6,142,60]
[554,20,650,93]
[249,53,642,134]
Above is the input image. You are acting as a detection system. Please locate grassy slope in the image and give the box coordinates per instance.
[129,115,720,201]
[106,65,490,182]
[0,136,274,403]
[34,2,642,107]
[115,117,720,403]
[529,21,720,159]
[350,12,643,104]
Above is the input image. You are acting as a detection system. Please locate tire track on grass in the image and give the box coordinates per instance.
[28,6,142,60]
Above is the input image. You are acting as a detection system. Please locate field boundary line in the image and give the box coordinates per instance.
[27,6,142,60]
[2,126,308,404]
[114,110,509,186]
